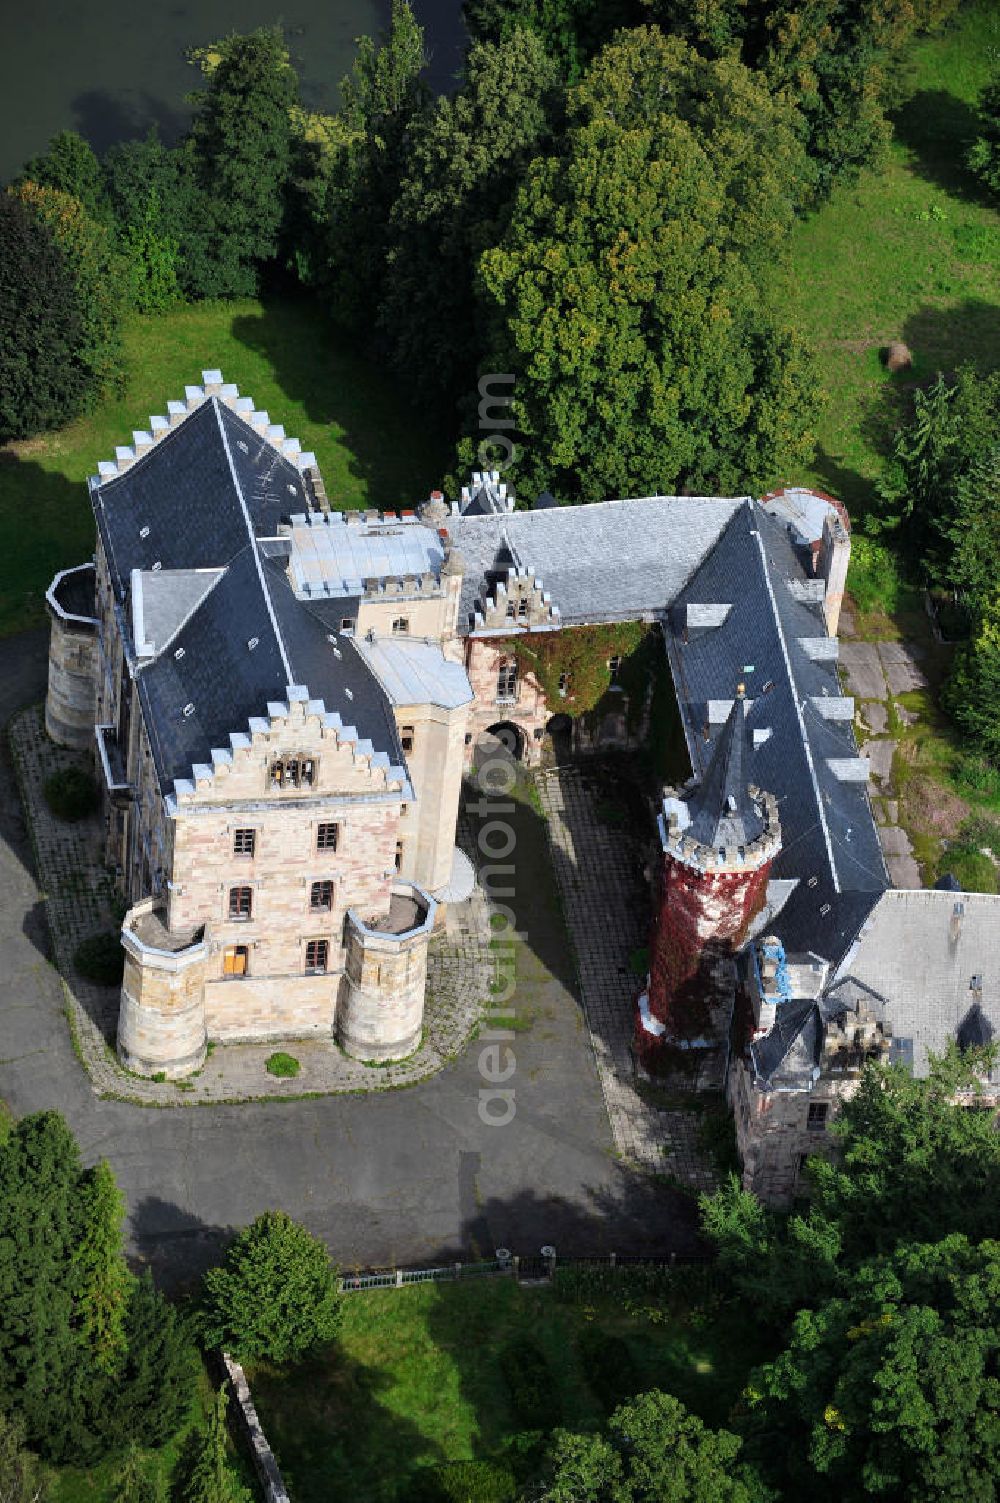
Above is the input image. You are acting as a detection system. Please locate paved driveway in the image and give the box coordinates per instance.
[0,632,696,1286]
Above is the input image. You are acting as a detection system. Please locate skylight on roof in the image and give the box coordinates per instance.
[182,702,195,717]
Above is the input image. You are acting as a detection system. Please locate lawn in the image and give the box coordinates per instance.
[250,1274,755,1503]
[784,0,1000,525]
[0,294,451,639]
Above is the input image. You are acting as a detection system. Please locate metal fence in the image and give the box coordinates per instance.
[338,1249,710,1294]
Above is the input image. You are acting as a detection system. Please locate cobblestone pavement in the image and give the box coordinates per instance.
[536,766,717,1192]
[10,705,490,1106]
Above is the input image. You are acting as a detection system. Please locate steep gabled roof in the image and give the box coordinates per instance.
[93,394,404,794]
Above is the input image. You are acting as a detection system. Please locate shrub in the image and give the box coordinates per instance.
[498,1337,561,1430]
[265,1052,300,1078]
[956,755,1000,804]
[404,1459,516,1503]
[578,1329,640,1414]
[74,931,125,986]
[43,765,99,821]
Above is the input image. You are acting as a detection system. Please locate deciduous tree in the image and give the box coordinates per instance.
[18,130,105,220]
[200,1211,341,1364]
[967,70,1000,198]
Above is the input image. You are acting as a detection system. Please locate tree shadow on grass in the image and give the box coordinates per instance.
[0,452,94,635]
[891,88,987,204]
[229,296,455,510]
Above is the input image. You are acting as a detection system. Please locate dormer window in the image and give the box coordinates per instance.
[392,617,409,634]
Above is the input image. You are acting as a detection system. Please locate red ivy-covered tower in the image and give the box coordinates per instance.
[636,687,781,1066]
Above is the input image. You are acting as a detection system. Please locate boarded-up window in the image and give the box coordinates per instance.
[223,945,249,976]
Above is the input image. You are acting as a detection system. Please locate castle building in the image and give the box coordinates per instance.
[45,373,1000,1200]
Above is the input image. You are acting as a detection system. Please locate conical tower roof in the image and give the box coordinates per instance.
[685,687,766,851]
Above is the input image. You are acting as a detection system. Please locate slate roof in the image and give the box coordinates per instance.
[750,999,822,1089]
[829,889,1000,1078]
[664,501,887,968]
[92,399,404,794]
[684,692,766,850]
[133,568,224,658]
[447,495,745,629]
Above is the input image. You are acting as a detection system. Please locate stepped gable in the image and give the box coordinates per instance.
[664,500,886,967]
[448,494,745,631]
[90,381,402,794]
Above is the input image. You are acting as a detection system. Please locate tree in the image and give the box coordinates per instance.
[0,1408,48,1503]
[10,182,124,415]
[462,0,636,85]
[18,130,105,220]
[473,30,820,501]
[0,1112,97,1460]
[944,595,1000,764]
[380,27,558,399]
[200,1211,341,1364]
[0,192,86,441]
[185,27,299,297]
[181,1386,249,1503]
[319,0,428,330]
[746,1237,1000,1502]
[71,1161,130,1375]
[967,70,1000,198]
[111,1444,164,1503]
[651,0,960,197]
[98,1273,200,1453]
[542,1391,764,1501]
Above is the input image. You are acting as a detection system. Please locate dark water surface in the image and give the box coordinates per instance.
[0,0,466,185]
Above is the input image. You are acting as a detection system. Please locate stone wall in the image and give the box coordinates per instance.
[204,971,337,1041]
[464,637,549,764]
[729,1057,844,1206]
[222,1354,291,1503]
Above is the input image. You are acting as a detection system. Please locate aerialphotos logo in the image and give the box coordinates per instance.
[477,373,515,472]
[471,739,522,1128]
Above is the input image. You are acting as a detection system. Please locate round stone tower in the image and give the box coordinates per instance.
[45,564,98,749]
[118,898,209,1078]
[637,687,781,1064]
[338,880,437,1061]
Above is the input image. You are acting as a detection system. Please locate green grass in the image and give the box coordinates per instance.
[266,1050,302,1078]
[0,293,450,638]
[783,0,1000,526]
[250,1280,755,1503]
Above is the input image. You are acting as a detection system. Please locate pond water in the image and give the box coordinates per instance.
[0,0,466,185]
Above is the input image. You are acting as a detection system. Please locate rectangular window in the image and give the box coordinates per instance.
[341,617,355,632]
[228,886,252,921]
[392,617,410,634]
[233,828,256,857]
[301,758,316,787]
[607,655,622,682]
[310,879,333,911]
[505,600,516,619]
[223,945,249,977]
[305,939,329,974]
[517,597,528,619]
[400,725,414,753]
[269,757,284,788]
[395,841,404,872]
[496,657,517,700]
[807,1102,829,1131]
[316,822,339,852]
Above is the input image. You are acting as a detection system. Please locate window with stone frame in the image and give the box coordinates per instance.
[233,827,256,857]
[316,822,339,852]
[807,1101,829,1131]
[496,656,518,700]
[558,671,569,696]
[310,879,334,911]
[400,725,414,752]
[505,600,516,620]
[305,938,329,974]
[395,840,404,872]
[392,617,410,634]
[517,597,529,620]
[228,886,253,921]
[269,756,317,789]
[223,945,249,977]
[607,654,622,682]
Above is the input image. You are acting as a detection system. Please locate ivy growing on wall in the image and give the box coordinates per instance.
[508,621,651,720]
